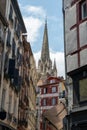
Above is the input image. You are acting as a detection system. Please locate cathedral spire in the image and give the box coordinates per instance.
[53,59,57,76]
[53,59,57,70]
[41,19,50,62]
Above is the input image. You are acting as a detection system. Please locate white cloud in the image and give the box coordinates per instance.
[25,5,46,18]
[34,50,65,78]
[23,16,43,43]
[21,5,46,44]
[19,4,46,18]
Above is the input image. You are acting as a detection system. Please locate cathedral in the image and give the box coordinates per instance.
[38,20,57,78]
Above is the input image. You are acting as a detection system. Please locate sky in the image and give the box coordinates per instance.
[18,0,65,78]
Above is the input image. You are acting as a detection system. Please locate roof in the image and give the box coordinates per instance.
[43,102,67,130]
[11,0,27,33]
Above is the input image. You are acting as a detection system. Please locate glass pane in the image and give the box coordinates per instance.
[79,78,87,101]
[82,1,87,19]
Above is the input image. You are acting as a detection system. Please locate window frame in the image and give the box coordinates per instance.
[52,97,56,105]
[43,88,47,94]
[43,98,47,106]
[52,86,57,93]
[70,66,87,106]
[79,0,87,20]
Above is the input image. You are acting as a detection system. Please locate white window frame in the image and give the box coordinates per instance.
[52,86,56,93]
[43,99,46,106]
[43,88,47,94]
[52,98,56,105]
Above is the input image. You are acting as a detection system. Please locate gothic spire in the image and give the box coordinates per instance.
[53,59,57,76]
[41,19,50,62]
[53,59,57,70]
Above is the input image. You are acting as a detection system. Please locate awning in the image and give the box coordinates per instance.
[43,102,67,130]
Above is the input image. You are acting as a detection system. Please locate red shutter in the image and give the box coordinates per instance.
[41,88,43,94]
[56,97,58,104]
[49,97,52,106]
[41,98,43,106]
[56,85,58,92]
[50,86,52,93]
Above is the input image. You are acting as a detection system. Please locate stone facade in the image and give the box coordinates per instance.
[18,36,37,130]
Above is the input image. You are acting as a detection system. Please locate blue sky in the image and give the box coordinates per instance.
[18,0,65,78]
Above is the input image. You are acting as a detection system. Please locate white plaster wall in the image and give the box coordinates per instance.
[66,28,77,55]
[69,5,76,27]
[79,21,87,47]
[65,5,76,34]
[65,9,71,33]
[63,0,71,10]
[80,49,87,67]
[66,54,78,72]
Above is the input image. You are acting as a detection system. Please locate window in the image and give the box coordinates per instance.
[52,98,56,105]
[12,38,16,58]
[43,88,47,94]
[50,79,55,83]
[52,86,56,93]
[6,29,11,46]
[71,67,87,105]
[43,99,46,106]
[9,5,13,22]
[81,1,87,20]
[79,78,87,102]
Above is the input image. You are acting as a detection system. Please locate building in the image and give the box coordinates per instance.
[38,76,66,130]
[36,20,66,130]
[18,35,37,130]
[0,0,27,130]
[63,0,87,129]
